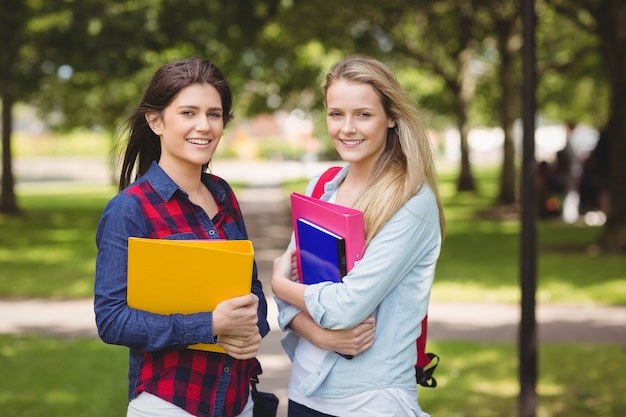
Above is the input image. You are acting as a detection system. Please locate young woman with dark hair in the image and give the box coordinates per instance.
[95,57,269,417]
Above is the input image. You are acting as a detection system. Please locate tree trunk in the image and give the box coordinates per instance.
[595,2,626,252]
[600,105,626,252]
[456,111,476,191]
[597,77,626,252]
[1,87,19,214]
[456,49,477,192]
[497,16,521,206]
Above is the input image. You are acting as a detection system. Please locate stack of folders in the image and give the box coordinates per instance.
[291,193,365,360]
[126,237,254,353]
[290,193,365,285]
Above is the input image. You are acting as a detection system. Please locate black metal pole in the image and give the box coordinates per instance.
[520,0,538,417]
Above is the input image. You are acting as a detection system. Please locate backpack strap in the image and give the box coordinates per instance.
[415,315,439,388]
[312,166,342,199]
[416,315,430,368]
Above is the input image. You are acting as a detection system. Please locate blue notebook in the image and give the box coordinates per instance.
[296,218,347,285]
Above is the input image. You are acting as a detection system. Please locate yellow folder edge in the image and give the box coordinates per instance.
[127,237,254,354]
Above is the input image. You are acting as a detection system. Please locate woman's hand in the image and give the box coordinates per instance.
[212,294,262,358]
[217,328,262,359]
[272,248,298,283]
[322,315,376,356]
[292,313,376,357]
[213,294,259,336]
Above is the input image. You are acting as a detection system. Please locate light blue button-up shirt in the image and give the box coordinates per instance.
[277,165,442,398]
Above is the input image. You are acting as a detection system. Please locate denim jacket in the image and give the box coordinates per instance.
[277,165,441,397]
[95,162,269,412]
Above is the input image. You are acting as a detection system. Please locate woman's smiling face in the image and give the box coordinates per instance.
[146,82,224,171]
[325,79,395,170]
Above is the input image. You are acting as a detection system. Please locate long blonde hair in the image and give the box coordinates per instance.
[322,55,446,244]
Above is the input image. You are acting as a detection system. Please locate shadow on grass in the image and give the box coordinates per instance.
[420,341,626,417]
[0,334,128,417]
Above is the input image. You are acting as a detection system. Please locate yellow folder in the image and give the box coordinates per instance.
[127,237,254,354]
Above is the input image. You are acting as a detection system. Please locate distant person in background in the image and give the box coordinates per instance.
[94,57,269,417]
[272,55,445,417]
[536,160,561,218]
[556,121,583,223]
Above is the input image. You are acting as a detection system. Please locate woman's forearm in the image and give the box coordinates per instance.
[289,311,376,355]
[272,275,308,311]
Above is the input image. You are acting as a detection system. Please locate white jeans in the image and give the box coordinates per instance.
[127,391,254,417]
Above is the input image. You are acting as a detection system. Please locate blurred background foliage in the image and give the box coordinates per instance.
[0,0,613,140]
[2,0,626,251]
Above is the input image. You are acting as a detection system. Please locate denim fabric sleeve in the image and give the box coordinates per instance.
[251,261,271,338]
[94,193,216,351]
[304,186,442,330]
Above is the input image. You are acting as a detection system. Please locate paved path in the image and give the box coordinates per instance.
[1,297,625,417]
[2,298,625,344]
[5,160,626,417]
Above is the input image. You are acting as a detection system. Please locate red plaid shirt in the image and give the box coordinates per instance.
[95,162,269,417]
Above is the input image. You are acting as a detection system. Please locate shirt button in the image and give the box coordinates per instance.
[208,230,216,236]
[223,367,230,373]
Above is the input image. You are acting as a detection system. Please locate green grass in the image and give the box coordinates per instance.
[435,169,626,305]
[1,335,623,417]
[419,341,626,417]
[0,183,117,298]
[0,335,128,417]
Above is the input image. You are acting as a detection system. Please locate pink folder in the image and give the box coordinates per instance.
[291,192,365,283]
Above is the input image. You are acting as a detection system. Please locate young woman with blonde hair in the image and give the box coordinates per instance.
[272,55,445,417]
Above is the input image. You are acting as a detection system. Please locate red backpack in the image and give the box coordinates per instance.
[312,166,439,388]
